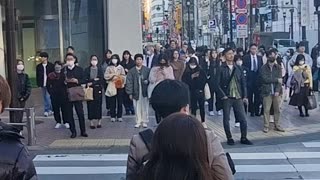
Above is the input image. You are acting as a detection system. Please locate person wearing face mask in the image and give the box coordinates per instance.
[104,54,126,122]
[233,55,249,128]
[14,60,32,132]
[144,45,159,69]
[259,52,285,133]
[289,54,313,117]
[121,50,136,115]
[182,57,207,127]
[148,55,175,123]
[47,61,70,129]
[84,55,104,129]
[65,53,88,138]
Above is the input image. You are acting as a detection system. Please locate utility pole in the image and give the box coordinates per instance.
[315,0,320,45]
[5,0,18,123]
[283,12,286,32]
[249,0,253,44]
[187,0,191,46]
[290,0,294,40]
[229,0,233,45]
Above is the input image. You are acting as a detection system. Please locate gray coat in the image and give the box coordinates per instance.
[125,66,150,100]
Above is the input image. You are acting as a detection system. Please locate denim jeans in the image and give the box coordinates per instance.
[41,87,52,113]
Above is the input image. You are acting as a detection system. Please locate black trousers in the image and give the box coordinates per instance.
[235,102,248,123]
[51,94,69,124]
[191,91,205,122]
[87,85,103,120]
[68,101,86,134]
[208,83,217,112]
[109,88,124,118]
[247,84,261,115]
[222,98,248,139]
[123,91,134,113]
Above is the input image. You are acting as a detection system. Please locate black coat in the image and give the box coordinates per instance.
[216,63,247,99]
[182,67,207,94]
[17,73,32,101]
[84,66,104,87]
[120,59,136,74]
[65,66,85,88]
[36,62,54,87]
[47,72,68,97]
[0,122,37,180]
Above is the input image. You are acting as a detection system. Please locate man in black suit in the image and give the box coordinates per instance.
[144,45,159,68]
[243,44,263,117]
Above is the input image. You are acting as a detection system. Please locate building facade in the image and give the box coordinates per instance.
[0,0,142,78]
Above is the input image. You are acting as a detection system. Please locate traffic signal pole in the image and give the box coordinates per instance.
[5,0,19,123]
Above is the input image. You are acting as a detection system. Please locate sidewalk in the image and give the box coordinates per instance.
[0,88,320,149]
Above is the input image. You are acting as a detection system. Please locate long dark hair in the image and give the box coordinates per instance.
[140,113,214,180]
[294,54,305,66]
[122,50,133,62]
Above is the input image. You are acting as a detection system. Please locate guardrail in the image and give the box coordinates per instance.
[4,108,36,146]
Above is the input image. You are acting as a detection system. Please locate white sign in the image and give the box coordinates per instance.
[208,19,217,32]
[300,0,310,26]
[236,25,248,38]
[236,9,248,14]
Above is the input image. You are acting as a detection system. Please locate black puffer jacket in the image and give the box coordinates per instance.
[0,121,37,180]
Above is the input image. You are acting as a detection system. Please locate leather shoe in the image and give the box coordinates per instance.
[274,126,285,132]
[227,139,235,145]
[70,133,77,138]
[81,133,88,137]
[240,138,253,145]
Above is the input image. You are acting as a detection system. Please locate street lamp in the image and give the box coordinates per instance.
[283,11,286,32]
[186,0,191,46]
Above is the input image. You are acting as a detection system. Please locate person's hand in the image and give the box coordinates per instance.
[274,92,280,97]
[94,78,99,81]
[125,69,129,73]
[191,72,200,79]
[20,98,24,102]
[278,78,283,84]
[243,98,248,104]
[71,78,78,83]
[129,95,133,100]
[87,82,93,87]
[143,80,149,84]
[222,96,228,100]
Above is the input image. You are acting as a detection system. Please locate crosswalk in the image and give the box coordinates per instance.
[33,142,320,180]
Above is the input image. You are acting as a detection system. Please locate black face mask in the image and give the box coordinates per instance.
[159,63,166,66]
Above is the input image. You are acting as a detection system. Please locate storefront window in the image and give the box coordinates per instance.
[15,0,104,78]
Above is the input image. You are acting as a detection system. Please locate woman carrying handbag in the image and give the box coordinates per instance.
[85,55,104,129]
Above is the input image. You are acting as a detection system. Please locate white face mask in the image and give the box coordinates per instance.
[112,59,118,65]
[299,61,305,65]
[189,65,197,69]
[91,60,98,66]
[236,60,243,66]
[286,52,290,56]
[67,60,75,67]
[146,51,151,55]
[17,64,24,71]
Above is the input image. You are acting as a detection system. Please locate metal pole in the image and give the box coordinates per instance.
[58,0,64,61]
[249,0,253,44]
[290,0,294,40]
[188,3,191,46]
[229,0,233,44]
[317,11,320,45]
[284,16,286,32]
[5,0,19,124]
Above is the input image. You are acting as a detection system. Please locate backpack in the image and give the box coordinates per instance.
[137,128,236,175]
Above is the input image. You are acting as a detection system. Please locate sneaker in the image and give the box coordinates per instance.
[240,138,253,145]
[111,118,116,122]
[202,122,208,128]
[263,127,269,133]
[49,111,54,116]
[217,110,223,116]
[64,123,70,129]
[227,139,235,145]
[44,112,49,117]
[270,116,274,123]
[118,118,123,122]
[142,123,148,128]
[134,124,140,128]
[235,122,240,128]
[55,123,62,129]
[209,111,215,116]
[205,101,209,105]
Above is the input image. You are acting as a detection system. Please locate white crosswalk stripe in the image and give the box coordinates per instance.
[34,147,320,180]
